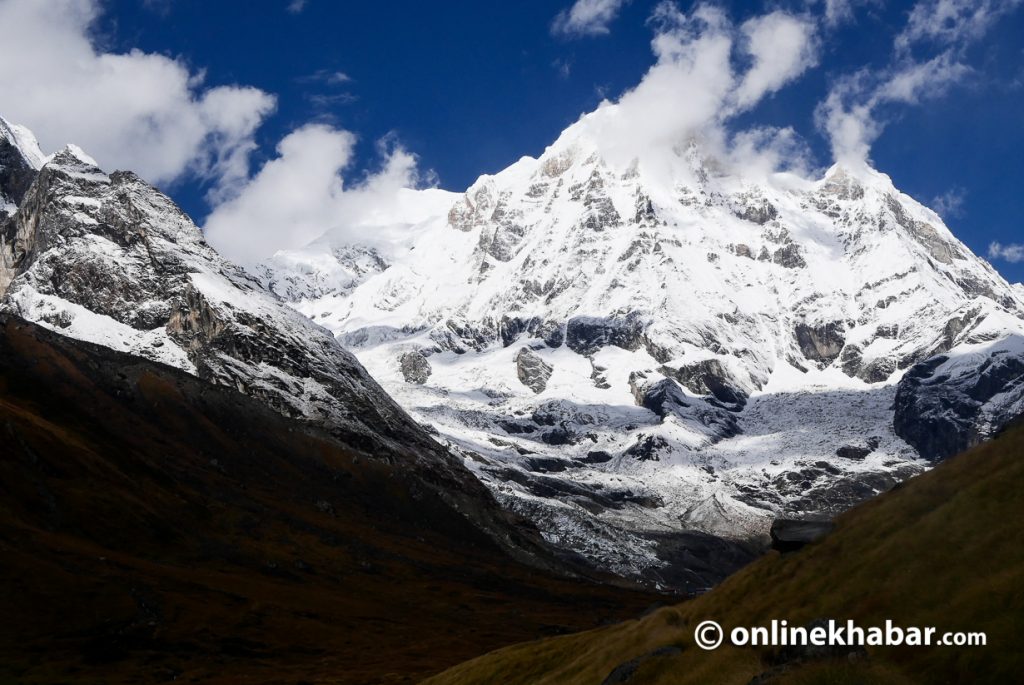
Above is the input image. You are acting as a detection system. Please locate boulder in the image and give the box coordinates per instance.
[399,351,431,385]
[516,347,553,394]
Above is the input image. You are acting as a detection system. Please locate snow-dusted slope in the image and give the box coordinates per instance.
[258,109,1024,578]
[0,144,463,466]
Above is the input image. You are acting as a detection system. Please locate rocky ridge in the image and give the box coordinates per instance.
[0,118,581,575]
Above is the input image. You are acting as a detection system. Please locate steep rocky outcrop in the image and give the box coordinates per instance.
[894,334,1024,461]
[0,145,451,466]
[0,117,44,225]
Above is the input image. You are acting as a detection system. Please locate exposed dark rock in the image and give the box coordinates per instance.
[772,243,806,269]
[523,457,577,473]
[399,351,431,384]
[634,193,657,227]
[516,347,553,394]
[733,243,754,259]
[478,197,528,262]
[565,314,645,355]
[894,343,1024,461]
[447,182,497,232]
[884,194,961,266]
[624,434,670,462]
[839,344,863,377]
[835,445,871,460]
[0,127,39,224]
[577,451,614,465]
[794,321,846,366]
[430,318,494,353]
[629,372,740,441]
[769,519,834,553]
[733,197,778,225]
[578,170,622,231]
[498,315,531,347]
[661,359,747,410]
[540,427,575,445]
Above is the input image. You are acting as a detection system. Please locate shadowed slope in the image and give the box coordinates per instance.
[427,418,1024,685]
[0,316,664,684]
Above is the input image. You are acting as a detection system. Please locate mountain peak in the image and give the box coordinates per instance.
[52,143,99,169]
[0,116,47,171]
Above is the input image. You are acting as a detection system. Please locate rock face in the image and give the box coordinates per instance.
[795,321,846,366]
[515,347,553,393]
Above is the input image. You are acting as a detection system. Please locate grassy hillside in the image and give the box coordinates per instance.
[427,419,1024,684]
[0,317,664,684]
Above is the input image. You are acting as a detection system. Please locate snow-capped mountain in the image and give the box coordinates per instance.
[255,107,1024,579]
[4,108,1021,586]
[0,116,587,577]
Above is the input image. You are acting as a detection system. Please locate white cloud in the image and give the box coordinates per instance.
[817,48,972,165]
[931,187,967,218]
[734,12,818,110]
[287,0,307,14]
[816,0,1023,166]
[0,0,275,192]
[896,0,1022,54]
[203,126,427,266]
[552,0,630,37]
[989,242,1024,263]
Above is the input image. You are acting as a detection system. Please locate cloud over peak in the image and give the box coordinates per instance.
[204,126,429,266]
[571,3,818,176]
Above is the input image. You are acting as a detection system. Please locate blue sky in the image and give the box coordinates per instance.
[0,0,1021,280]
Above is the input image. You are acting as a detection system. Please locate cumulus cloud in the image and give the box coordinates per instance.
[988,242,1024,263]
[0,0,275,193]
[574,3,818,176]
[552,0,630,37]
[287,0,308,14]
[203,126,427,266]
